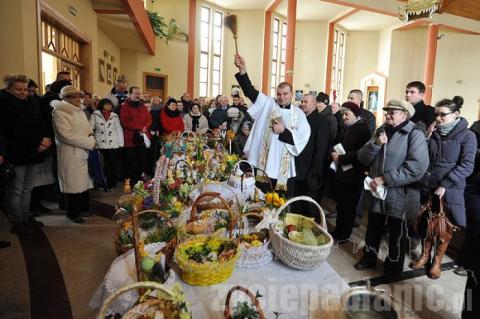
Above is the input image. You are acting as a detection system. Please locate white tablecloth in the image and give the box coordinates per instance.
[178,259,349,318]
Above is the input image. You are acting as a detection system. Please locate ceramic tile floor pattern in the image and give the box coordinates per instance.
[0,187,468,318]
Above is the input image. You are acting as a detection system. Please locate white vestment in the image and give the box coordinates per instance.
[243,93,310,185]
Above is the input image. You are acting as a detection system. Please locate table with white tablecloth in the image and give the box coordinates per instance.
[176,259,349,318]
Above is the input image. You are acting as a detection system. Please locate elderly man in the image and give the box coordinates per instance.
[289,93,331,218]
[355,99,428,280]
[209,95,229,130]
[105,78,128,113]
[234,54,310,192]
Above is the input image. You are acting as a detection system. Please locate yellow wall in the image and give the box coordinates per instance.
[387,28,427,101]
[0,0,39,81]
[223,9,265,101]
[97,29,121,96]
[121,0,189,98]
[433,31,480,124]
[342,31,380,102]
[293,21,329,96]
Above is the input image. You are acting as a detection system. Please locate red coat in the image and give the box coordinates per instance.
[160,108,184,135]
[120,99,152,147]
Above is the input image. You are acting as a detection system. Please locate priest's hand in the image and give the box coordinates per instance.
[234,54,247,75]
[272,118,285,134]
[331,152,339,163]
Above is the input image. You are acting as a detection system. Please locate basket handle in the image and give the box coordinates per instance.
[253,166,273,192]
[233,160,255,177]
[236,212,264,234]
[190,191,235,238]
[224,285,266,319]
[275,196,327,230]
[181,130,196,140]
[173,159,191,179]
[132,209,176,283]
[97,281,174,319]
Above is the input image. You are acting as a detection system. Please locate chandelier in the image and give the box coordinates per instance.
[399,0,442,22]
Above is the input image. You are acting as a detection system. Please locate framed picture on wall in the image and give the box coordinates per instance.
[113,67,118,83]
[98,59,105,83]
[295,89,304,101]
[366,86,379,112]
[106,63,112,85]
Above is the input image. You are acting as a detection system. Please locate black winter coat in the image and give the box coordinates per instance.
[421,118,477,227]
[39,90,60,139]
[295,110,331,190]
[358,107,376,135]
[333,119,371,184]
[209,107,228,129]
[410,100,435,130]
[458,172,480,276]
[0,90,46,165]
[318,106,337,147]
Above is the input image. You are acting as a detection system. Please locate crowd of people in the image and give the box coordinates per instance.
[1,53,480,316]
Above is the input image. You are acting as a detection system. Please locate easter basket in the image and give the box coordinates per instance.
[97,281,191,319]
[174,235,240,286]
[269,196,333,270]
[179,192,237,241]
[224,285,266,319]
[235,212,272,268]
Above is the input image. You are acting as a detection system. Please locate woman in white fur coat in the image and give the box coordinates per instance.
[52,85,96,223]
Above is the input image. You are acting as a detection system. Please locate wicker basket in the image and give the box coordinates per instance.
[97,281,191,319]
[180,192,237,240]
[224,285,266,319]
[269,196,333,270]
[190,182,245,211]
[174,235,239,286]
[132,209,177,282]
[114,226,134,256]
[236,213,272,268]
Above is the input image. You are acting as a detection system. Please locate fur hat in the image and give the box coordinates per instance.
[384,99,415,118]
[341,101,361,117]
[60,85,84,99]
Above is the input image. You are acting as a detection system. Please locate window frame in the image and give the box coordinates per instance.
[270,17,287,97]
[198,5,224,98]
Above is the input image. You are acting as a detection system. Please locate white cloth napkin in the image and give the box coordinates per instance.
[364,176,387,200]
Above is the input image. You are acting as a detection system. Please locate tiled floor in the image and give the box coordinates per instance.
[0,187,469,318]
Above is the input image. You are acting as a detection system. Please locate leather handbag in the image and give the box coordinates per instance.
[415,196,458,240]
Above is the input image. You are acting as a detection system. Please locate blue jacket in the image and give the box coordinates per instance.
[421,117,477,227]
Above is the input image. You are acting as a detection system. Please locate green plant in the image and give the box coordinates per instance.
[147,11,188,44]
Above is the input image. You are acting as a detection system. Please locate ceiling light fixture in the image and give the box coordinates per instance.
[399,0,441,22]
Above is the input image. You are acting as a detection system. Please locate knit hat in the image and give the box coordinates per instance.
[384,99,415,118]
[60,85,84,99]
[341,101,360,117]
[316,92,329,105]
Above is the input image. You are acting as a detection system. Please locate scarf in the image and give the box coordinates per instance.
[102,110,111,121]
[164,106,180,118]
[385,120,409,140]
[437,118,460,136]
[191,114,201,132]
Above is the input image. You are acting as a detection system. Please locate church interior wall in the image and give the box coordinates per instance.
[293,20,329,97]
[387,28,427,103]
[341,30,380,102]
[223,9,265,101]
[433,31,480,124]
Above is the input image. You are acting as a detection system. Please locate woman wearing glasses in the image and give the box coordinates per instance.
[354,100,429,281]
[411,96,477,279]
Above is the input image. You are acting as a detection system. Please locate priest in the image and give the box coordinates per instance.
[234,54,310,192]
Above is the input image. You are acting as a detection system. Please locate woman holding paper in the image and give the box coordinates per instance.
[355,99,429,280]
[330,102,371,242]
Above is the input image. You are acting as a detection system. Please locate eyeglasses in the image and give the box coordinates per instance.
[435,112,453,118]
[384,110,402,116]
